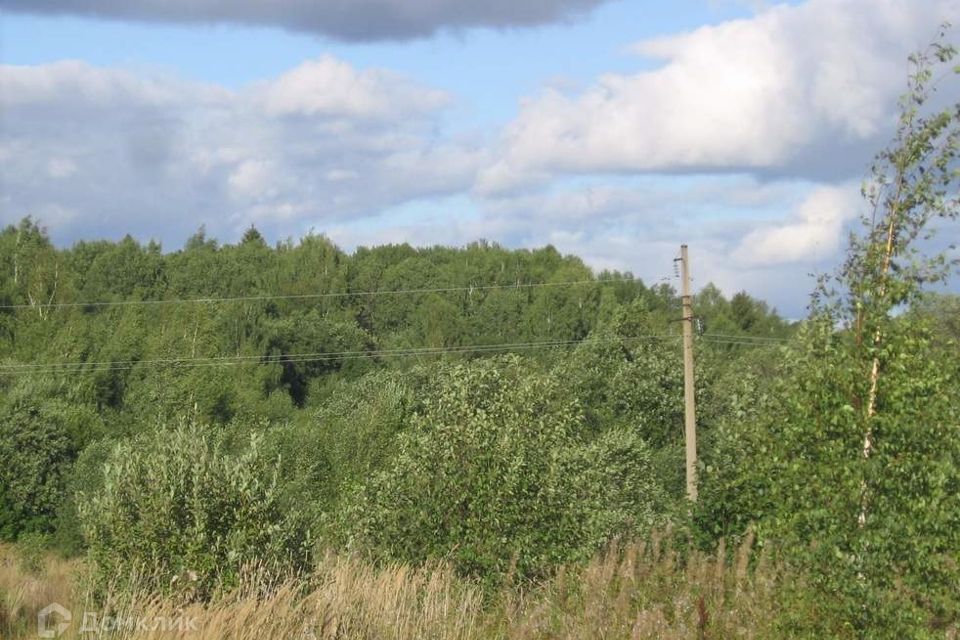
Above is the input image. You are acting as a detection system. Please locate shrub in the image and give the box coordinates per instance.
[77,420,310,599]
[0,401,86,540]
[345,356,665,584]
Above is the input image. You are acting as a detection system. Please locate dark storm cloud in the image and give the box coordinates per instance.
[0,0,610,41]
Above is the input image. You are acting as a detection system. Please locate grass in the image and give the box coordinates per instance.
[0,542,77,638]
[1,534,796,639]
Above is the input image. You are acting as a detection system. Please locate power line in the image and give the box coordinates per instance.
[0,277,642,311]
[0,334,683,376]
[700,333,790,344]
[1,334,676,371]
[0,337,682,375]
[1,340,591,371]
[0,333,786,376]
[698,336,787,348]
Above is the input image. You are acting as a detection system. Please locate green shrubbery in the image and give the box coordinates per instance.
[77,421,311,598]
[264,369,415,528]
[0,385,99,540]
[345,356,666,583]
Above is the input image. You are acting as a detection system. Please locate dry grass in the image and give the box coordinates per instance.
[0,534,786,639]
[0,543,79,638]
[491,532,781,640]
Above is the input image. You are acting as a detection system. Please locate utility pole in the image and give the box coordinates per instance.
[678,244,698,502]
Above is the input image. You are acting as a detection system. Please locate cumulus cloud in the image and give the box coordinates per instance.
[1,60,221,109]
[732,183,862,266]
[484,185,664,223]
[464,178,864,314]
[259,56,450,119]
[0,58,485,245]
[0,0,609,41]
[481,176,808,226]
[477,0,959,193]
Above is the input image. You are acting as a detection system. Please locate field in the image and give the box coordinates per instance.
[0,536,816,640]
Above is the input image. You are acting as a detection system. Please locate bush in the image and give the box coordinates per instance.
[345,356,665,584]
[266,369,413,530]
[0,400,87,540]
[77,420,310,599]
[52,438,115,555]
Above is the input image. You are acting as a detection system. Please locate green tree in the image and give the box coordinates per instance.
[748,34,960,635]
[266,369,415,531]
[9,218,66,320]
[909,292,960,346]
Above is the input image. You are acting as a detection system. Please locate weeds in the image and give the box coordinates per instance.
[0,535,792,639]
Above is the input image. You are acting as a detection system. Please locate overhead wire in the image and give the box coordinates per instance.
[0,276,642,311]
[0,331,792,377]
[0,332,791,377]
[0,339,595,372]
[698,336,788,348]
[699,333,789,344]
[0,334,685,376]
[0,273,793,376]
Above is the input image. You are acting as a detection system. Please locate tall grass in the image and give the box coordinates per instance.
[0,543,77,638]
[1,535,793,639]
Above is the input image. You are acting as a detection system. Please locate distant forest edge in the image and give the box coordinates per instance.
[0,216,792,411]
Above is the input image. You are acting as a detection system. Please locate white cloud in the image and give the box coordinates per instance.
[0,60,226,109]
[477,0,959,193]
[324,169,360,182]
[485,185,662,222]
[227,159,279,200]
[0,57,483,245]
[732,183,861,266]
[259,56,450,120]
[46,157,77,179]
[479,175,813,230]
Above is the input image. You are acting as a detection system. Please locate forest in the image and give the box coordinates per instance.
[0,36,959,640]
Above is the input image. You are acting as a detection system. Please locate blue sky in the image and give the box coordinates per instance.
[0,0,957,316]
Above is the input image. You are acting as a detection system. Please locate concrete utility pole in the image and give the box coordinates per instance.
[678,245,698,502]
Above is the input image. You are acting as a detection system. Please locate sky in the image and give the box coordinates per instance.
[1,0,958,317]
